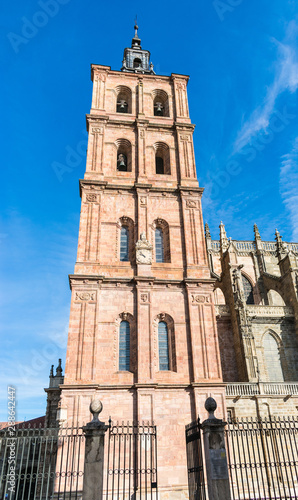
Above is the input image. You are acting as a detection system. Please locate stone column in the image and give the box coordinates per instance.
[202,398,231,500]
[82,399,109,500]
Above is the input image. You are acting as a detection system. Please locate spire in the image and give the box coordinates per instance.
[205,222,211,239]
[121,21,155,74]
[253,223,261,240]
[219,221,229,253]
[50,365,54,377]
[131,17,141,48]
[56,358,63,377]
[275,228,287,257]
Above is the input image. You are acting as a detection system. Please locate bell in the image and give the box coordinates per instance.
[119,100,126,109]
[155,102,163,116]
[117,153,127,171]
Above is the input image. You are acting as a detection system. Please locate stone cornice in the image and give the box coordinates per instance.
[79,179,204,196]
[69,274,217,289]
[86,114,195,133]
[58,381,225,391]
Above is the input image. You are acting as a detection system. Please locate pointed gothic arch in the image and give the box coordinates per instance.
[262,330,284,382]
[241,273,254,304]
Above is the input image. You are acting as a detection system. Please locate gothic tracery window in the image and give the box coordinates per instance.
[241,275,254,304]
[119,320,130,371]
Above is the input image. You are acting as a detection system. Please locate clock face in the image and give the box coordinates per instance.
[136,248,152,264]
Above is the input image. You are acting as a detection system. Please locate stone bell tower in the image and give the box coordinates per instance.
[59,24,225,497]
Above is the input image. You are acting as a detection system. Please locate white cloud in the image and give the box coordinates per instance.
[233,22,298,153]
[280,137,298,241]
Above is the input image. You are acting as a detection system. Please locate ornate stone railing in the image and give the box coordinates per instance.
[285,242,298,253]
[226,382,298,397]
[233,241,256,252]
[210,239,298,255]
[226,383,259,396]
[246,305,294,317]
[211,241,220,251]
[261,241,276,252]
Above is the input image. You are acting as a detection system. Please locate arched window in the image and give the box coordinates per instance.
[120,227,129,261]
[155,228,164,263]
[133,58,142,69]
[156,157,164,174]
[119,320,130,371]
[153,142,170,175]
[115,139,132,172]
[153,90,169,117]
[241,275,254,304]
[263,333,284,382]
[153,219,171,263]
[158,321,169,370]
[115,86,132,114]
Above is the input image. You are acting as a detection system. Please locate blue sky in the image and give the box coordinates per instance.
[1,0,298,421]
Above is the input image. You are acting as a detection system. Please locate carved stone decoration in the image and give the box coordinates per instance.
[136,232,153,265]
[140,196,147,206]
[75,292,96,301]
[86,193,98,203]
[92,127,103,134]
[139,129,145,138]
[180,135,190,141]
[191,295,210,304]
[140,293,149,303]
[186,199,197,208]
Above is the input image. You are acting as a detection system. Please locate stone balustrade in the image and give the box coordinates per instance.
[226,382,298,397]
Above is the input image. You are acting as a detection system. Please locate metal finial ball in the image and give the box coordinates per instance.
[205,397,217,414]
[90,399,103,416]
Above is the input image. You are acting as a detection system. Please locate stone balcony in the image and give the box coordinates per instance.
[226,382,298,397]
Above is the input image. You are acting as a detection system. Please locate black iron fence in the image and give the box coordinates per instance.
[0,425,84,500]
[226,415,298,500]
[106,420,158,500]
[185,418,206,500]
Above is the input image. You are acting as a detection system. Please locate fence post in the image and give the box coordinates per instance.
[82,399,109,500]
[201,397,231,500]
